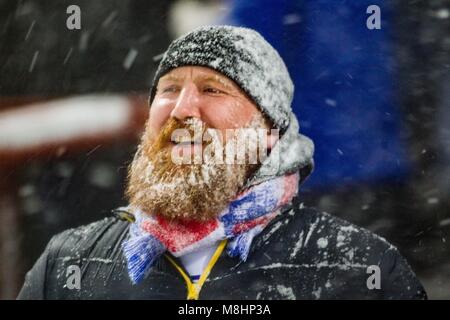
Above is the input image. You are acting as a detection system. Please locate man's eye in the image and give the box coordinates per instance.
[204,87,223,94]
[161,86,179,93]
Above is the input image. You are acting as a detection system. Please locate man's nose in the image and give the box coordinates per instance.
[170,84,202,120]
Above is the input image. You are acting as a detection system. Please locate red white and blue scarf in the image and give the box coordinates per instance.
[122,173,299,284]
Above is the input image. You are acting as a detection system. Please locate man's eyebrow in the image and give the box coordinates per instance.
[159,73,235,89]
[159,74,184,82]
[200,75,235,89]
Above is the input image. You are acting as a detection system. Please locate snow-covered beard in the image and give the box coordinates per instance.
[125,116,265,221]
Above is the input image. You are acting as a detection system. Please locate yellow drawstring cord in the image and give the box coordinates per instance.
[165,239,227,300]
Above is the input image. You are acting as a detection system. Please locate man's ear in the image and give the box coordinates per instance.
[266,130,280,150]
[260,115,279,150]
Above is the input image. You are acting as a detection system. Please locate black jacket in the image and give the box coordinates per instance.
[18,198,427,300]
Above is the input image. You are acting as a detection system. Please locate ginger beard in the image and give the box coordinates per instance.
[126,116,267,221]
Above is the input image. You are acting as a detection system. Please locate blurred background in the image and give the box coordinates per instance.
[0,0,448,299]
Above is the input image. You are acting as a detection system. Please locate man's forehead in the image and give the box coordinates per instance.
[159,66,235,86]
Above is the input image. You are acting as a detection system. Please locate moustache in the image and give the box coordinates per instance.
[145,117,214,155]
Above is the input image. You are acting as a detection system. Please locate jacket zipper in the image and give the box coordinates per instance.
[164,239,227,300]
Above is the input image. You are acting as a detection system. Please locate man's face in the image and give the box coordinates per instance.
[148,66,262,142]
[126,66,272,221]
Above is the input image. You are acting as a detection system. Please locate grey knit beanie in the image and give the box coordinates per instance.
[149,25,293,131]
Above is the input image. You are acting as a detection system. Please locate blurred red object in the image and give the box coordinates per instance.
[0,94,149,168]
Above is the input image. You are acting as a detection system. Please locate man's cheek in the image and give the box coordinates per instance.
[149,102,173,127]
[143,122,159,142]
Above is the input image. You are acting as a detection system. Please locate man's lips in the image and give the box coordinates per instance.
[173,140,202,146]
[169,141,204,157]
[169,138,203,146]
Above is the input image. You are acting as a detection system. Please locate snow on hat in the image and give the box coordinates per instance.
[149,25,294,131]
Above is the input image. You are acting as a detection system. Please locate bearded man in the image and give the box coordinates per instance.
[18,26,426,300]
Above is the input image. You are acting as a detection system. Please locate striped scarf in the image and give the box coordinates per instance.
[122,173,299,284]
